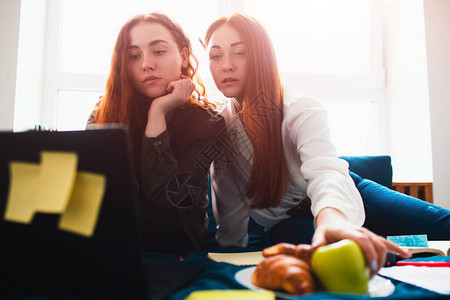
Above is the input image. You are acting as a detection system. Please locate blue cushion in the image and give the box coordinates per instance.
[350,172,450,240]
[340,155,393,188]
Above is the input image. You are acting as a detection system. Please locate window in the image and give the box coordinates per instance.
[240,0,385,155]
[18,0,385,155]
[39,0,222,131]
[244,0,373,77]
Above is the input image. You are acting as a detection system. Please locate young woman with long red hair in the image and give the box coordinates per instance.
[88,12,226,252]
[204,13,412,274]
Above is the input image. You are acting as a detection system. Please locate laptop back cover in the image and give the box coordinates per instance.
[0,128,148,299]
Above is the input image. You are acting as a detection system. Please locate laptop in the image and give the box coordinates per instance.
[0,128,203,300]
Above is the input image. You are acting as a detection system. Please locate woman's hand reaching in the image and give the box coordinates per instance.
[312,208,411,275]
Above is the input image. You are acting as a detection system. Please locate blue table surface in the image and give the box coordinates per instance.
[150,253,450,300]
[1,253,449,299]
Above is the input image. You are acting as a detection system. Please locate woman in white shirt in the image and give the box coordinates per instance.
[204,13,410,274]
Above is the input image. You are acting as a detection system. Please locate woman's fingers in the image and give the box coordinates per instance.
[167,77,194,102]
[367,233,388,274]
[339,228,380,274]
[151,77,194,114]
[358,231,412,273]
[384,239,412,259]
[312,222,411,275]
[311,231,327,251]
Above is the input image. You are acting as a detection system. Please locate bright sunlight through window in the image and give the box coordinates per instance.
[33,0,383,156]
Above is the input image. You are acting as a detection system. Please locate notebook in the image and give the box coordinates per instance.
[0,128,203,300]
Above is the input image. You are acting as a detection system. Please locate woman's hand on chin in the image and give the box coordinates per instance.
[151,74,195,115]
[145,75,195,138]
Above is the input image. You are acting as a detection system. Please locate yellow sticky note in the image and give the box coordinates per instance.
[4,162,40,223]
[34,151,78,213]
[185,290,275,300]
[58,171,106,237]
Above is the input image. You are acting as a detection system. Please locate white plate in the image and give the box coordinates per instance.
[234,266,395,298]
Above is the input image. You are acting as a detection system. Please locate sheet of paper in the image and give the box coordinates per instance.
[379,266,450,295]
[58,171,106,237]
[185,290,274,300]
[208,251,264,266]
[428,241,450,256]
[3,162,40,223]
[34,151,78,213]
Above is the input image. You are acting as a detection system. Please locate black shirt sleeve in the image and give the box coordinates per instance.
[140,130,178,197]
[138,105,226,252]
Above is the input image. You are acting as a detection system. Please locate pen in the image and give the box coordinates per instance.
[396,261,450,267]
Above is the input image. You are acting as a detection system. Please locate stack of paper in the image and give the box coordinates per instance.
[207,251,264,266]
[379,265,450,295]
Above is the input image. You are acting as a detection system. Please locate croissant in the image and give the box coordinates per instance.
[262,243,313,264]
[251,254,316,295]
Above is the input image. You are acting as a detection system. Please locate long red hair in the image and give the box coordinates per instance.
[94,12,211,173]
[205,13,287,209]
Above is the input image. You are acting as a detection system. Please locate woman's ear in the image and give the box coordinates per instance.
[180,47,189,69]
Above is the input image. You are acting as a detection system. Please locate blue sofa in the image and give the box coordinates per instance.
[340,155,393,188]
[342,156,449,241]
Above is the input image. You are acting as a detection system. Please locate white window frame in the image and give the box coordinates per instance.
[41,0,108,129]
[37,0,386,155]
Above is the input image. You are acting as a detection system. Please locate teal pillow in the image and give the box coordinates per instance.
[340,155,393,188]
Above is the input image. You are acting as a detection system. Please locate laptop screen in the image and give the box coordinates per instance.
[0,128,148,299]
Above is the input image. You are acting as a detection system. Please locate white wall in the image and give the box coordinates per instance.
[0,0,21,131]
[423,0,450,210]
[382,0,433,183]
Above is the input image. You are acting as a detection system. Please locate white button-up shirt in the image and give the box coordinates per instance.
[211,86,365,247]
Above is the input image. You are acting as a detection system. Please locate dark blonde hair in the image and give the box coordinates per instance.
[205,13,287,209]
[95,12,211,173]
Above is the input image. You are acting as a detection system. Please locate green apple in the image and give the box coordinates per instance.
[311,239,370,294]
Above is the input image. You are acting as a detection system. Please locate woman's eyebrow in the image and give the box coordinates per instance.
[148,39,169,47]
[209,41,243,50]
[128,39,169,50]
